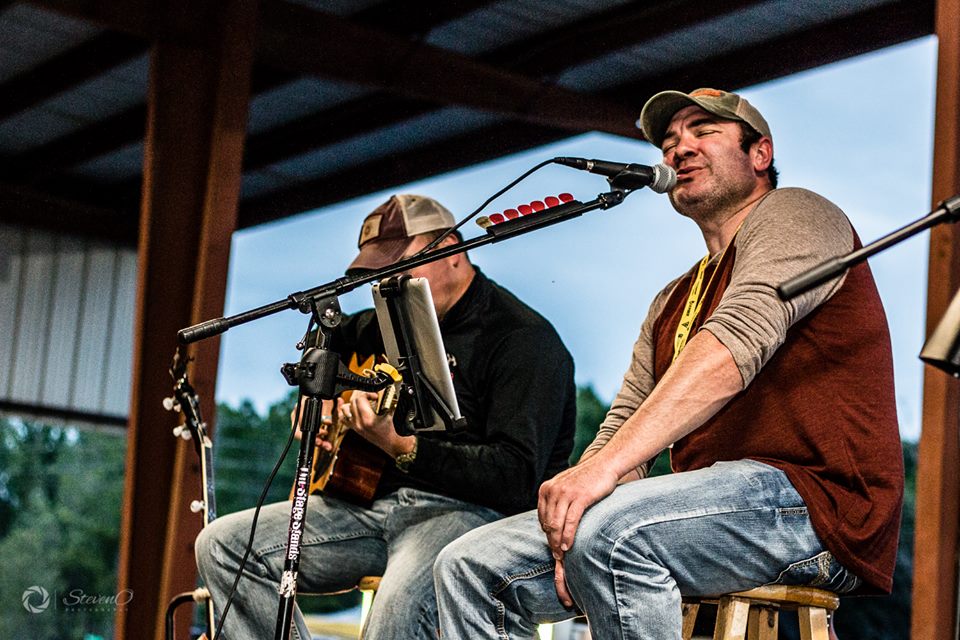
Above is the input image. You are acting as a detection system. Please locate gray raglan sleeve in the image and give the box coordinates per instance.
[700,188,855,386]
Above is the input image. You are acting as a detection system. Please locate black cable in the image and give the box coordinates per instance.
[210,400,301,640]
[410,158,557,258]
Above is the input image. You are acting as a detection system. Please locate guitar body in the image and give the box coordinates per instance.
[321,430,389,504]
[298,353,393,505]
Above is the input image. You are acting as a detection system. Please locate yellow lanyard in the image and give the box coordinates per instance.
[672,247,729,363]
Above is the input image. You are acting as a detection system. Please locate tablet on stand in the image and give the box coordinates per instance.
[372,276,465,434]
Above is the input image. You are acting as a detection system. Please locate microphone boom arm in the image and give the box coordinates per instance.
[778,194,960,300]
[179,189,633,344]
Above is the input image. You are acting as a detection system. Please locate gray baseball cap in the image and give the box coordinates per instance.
[639,88,771,148]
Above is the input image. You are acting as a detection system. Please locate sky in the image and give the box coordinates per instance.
[216,36,938,441]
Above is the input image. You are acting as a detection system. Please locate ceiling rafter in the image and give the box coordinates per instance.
[241,0,761,176]
[604,0,934,107]
[8,0,501,182]
[25,0,217,45]
[11,0,937,242]
[349,0,496,37]
[95,0,751,204]
[0,31,146,121]
[1,66,295,184]
[481,0,759,75]
[30,0,641,135]
[253,0,641,136]
[239,119,570,227]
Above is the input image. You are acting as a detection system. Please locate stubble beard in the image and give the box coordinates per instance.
[669,170,755,224]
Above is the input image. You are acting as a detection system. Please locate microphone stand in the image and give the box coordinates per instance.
[179,187,633,640]
[179,189,629,345]
[777,194,960,375]
[777,194,960,299]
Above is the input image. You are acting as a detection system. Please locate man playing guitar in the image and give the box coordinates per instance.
[195,194,577,639]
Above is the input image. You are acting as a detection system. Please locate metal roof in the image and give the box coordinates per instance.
[0,0,934,243]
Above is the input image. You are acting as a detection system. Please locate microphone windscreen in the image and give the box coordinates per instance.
[650,164,677,194]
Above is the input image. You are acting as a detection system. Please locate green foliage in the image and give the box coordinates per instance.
[213,391,360,613]
[571,385,608,463]
[214,393,300,516]
[0,419,124,640]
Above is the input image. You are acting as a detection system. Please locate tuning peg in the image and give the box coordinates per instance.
[162,397,179,411]
[173,425,192,440]
[190,500,205,513]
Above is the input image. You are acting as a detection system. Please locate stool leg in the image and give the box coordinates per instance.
[747,606,778,640]
[798,606,830,640]
[715,597,750,640]
[681,602,700,640]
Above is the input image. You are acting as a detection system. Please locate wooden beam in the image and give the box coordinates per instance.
[0,180,132,243]
[256,0,641,137]
[0,31,146,121]
[239,119,567,227]
[112,0,257,638]
[1,67,291,184]
[235,0,934,224]
[239,0,757,176]
[604,0,934,116]
[912,0,960,637]
[26,0,213,44]
[481,0,759,75]
[350,0,496,36]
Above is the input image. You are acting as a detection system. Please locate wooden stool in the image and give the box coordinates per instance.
[358,575,381,592]
[357,576,381,637]
[681,585,839,640]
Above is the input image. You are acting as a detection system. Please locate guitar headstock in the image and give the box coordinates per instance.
[165,346,209,454]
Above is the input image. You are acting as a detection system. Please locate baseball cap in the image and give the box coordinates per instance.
[639,88,772,148]
[347,194,455,273]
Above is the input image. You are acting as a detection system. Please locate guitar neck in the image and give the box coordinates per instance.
[200,437,217,524]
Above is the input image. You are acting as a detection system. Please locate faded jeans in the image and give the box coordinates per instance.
[434,460,861,639]
[196,487,501,639]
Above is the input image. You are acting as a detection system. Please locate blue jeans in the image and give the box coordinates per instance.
[196,488,501,639]
[434,460,860,639]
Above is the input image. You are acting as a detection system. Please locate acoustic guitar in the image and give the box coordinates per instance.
[295,353,399,505]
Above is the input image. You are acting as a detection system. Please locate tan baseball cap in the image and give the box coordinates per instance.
[347,194,455,273]
[639,88,772,148]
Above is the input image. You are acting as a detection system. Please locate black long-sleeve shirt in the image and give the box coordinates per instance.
[331,269,576,515]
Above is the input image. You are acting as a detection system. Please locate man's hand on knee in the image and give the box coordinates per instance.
[536,460,618,575]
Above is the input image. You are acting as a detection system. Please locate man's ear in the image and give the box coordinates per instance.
[753,137,773,173]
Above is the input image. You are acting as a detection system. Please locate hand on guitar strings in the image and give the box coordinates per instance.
[340,392,416,459]
[290,397,336,452]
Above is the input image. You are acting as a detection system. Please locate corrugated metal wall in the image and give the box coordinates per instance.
[0,222,135,427]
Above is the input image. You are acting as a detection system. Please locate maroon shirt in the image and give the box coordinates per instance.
[652,240,903,593]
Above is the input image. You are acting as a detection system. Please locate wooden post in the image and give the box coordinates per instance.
[912,0,960,637]
[113,2,258,638]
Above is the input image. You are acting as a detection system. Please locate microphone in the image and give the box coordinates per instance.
[554,157,676,193]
